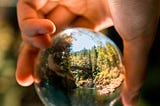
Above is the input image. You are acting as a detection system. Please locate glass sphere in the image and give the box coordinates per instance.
[34,28,124,106]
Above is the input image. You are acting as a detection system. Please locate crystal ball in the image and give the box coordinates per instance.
[34,28,124,106]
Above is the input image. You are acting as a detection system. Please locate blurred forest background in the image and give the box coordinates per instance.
[0,0,160,106]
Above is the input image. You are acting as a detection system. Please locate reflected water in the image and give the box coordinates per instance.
[34,28,124,106]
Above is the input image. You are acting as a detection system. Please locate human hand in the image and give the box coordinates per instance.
[16,0,113,86]
[16,0,159,106]
[107,0,159,105]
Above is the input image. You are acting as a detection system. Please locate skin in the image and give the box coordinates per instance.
[16,0,160,105]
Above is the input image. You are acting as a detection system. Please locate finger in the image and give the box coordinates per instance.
[22,33,53,49]
[70,16,95,30]
[40,0,59,14]
[23,0,48,10]
[46,5,76,33]
[20,19,56,36]
[17,0,56,36]
[17,0,44,22]
[60,0,87,15]
[71,16,113,31]
[16,43,39,86]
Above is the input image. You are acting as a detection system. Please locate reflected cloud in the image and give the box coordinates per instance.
[35,28,124,106]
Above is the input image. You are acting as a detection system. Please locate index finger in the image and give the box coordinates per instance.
[17,0,56,36]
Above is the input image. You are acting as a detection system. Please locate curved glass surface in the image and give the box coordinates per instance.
[34,28,124,106]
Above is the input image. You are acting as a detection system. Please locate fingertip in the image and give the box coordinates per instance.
[16,70,34,86]
[21,19,56,36]
[38,19,56,34]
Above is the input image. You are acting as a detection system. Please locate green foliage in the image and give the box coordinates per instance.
[69,42,123,90]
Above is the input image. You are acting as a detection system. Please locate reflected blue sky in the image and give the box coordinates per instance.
[71,33,99,52]
[62,28,110,52]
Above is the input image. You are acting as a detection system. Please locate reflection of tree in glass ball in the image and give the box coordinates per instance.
[34,28,124,106]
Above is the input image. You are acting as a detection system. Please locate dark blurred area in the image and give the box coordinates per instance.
[0,2,43,106]
[0,1,160,106]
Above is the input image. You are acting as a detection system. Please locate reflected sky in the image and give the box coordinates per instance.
[62,28,114,52]
[71,33,98,52]
[35,28,124,106]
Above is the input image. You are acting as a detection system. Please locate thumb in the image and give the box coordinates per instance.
[16,43,39,86]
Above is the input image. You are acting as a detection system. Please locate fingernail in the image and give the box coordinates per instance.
[51,22,56,33]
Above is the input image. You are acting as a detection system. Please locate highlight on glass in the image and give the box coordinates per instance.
[34,28,124,106]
